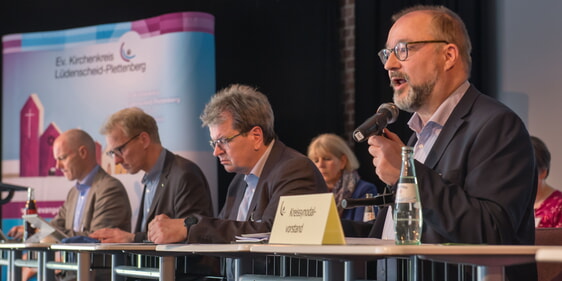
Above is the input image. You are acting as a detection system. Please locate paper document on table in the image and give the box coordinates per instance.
[235,232,270,243]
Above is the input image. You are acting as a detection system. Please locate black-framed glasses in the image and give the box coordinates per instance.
[377,40,449,64]
[209,132,243,150]
[106,133,141,158]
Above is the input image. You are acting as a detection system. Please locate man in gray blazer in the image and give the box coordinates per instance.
[9,129,132,281]
[89,107,213,243]
[52,129,132,236]
[147,84,327,244]
[9,129,131,238]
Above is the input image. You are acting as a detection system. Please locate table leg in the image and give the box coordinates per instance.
[322,260,344,281]
[8,249,22,281]
[44,251,55,281]
[476,265,504,281]
[344,260,355,281]
[159,256,175,281]
[36,251,44,281]
[279,256,287,277]
[76,252,91,281]
[111,253,126,281]
[409,256,419,281]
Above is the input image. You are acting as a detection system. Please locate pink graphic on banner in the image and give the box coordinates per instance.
[131,12,215,37]
[39,123,62,176]
[20,94,44,177]
[3,12,214,53]
[2,34,21,50]
[3,201,64,219]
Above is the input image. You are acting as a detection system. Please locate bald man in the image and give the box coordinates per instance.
[9,129,132,239]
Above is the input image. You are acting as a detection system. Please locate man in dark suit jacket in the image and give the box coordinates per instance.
[147,84,327,244]
[90,107,213,243]
[360,5,536,281]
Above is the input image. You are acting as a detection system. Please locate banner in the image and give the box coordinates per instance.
[1,12,217,233]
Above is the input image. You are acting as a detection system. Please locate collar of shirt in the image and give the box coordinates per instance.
[139,149,167,232]
[247,139,275,179]
[407,81,469,162]
[75,165,99,195]
[142,149,167,186]
[244,174,259,189]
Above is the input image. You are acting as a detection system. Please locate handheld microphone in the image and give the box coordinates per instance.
[340,192,395,209]
[352,103,399,142]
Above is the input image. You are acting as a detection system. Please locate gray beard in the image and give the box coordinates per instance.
[393,80,435,113]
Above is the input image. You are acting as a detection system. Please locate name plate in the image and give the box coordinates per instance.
[269,193,345,245]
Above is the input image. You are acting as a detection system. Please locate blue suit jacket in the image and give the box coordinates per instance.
[340,179,377,222]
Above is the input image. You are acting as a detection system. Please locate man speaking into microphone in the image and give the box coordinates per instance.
[348,5,536,281]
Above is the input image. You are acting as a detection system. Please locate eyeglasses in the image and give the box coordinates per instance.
[209,132,243,149]
[377,40,449,64]
[106,133,141,158]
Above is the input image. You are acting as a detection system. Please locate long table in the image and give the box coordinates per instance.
[0,242,543,281]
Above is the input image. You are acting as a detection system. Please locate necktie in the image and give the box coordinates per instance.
[236,174,258,221]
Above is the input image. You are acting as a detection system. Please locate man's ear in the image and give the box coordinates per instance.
[443,43,459,71]
[250,126,264,150]
[78,145,88,159]
[139,131,151,149]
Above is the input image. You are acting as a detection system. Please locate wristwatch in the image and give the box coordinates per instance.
[184,216,198,231]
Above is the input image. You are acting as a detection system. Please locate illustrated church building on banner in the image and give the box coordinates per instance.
[20,93,65,177]
[19,94,102,177]
[20,94,45,177]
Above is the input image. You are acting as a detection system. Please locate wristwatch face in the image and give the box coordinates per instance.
[184,216,198,228]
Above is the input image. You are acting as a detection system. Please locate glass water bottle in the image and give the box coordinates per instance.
[393,146,422,245]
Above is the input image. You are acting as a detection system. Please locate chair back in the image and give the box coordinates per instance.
[536,228,562,281]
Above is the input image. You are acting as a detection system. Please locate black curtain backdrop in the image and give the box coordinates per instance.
[355,0,498,191]
[0,0,343,209]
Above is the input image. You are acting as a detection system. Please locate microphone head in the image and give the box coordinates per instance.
[377,103,399,124]
[352,102,400,142]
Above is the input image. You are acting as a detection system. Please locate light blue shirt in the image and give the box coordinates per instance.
[237,174,259,221]
[140,149,166,232]
[407,81,469,163]
[73,165,99,232]
[236,139,275,221]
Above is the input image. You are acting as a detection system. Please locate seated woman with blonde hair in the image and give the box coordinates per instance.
[308,133,377,221]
